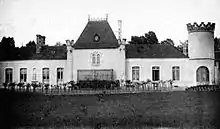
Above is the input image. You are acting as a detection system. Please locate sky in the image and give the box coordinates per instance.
[0,0,220,47]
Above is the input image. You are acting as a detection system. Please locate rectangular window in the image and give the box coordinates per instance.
[152,66,160,81]
[42,68,49,84]
[32,68,36,81]
[172,66,180,81]
[132,66,140,81]
[20,68,27,82]
[5,68,13,83]
[57,68,64,84]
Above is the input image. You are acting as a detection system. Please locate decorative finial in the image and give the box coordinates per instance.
[105,13,108,21]
[88,14,90,21]
[186,22,215,33]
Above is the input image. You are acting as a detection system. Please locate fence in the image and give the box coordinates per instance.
[1,81,177,95]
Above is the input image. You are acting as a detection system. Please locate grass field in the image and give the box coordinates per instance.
[1,89,220,129]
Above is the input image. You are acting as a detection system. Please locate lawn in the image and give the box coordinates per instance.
[1,89,220,129]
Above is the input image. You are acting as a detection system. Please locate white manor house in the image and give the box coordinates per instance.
[0,18,219,88]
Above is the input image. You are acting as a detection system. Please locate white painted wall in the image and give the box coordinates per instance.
[188,59,215,85]
[72,46,126,81]
[188,32,214,59]
[126,58,191,87]
[126,58,217,87]
[0,60,66,86]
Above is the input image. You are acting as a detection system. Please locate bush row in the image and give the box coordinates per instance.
[185,85,220,91]
[75,80,120,89]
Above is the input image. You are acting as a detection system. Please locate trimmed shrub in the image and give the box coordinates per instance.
[76,80,120,89]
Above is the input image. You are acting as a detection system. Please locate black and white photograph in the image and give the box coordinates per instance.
[0,0,220,128]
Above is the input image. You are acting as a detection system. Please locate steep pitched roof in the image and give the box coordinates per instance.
[126,44,188,58]
[73,20,119,49]
[31,45,67,60]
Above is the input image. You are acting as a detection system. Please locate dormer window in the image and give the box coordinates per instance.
[93,34,100,42]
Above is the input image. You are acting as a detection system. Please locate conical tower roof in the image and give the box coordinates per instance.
[73,20,119,49]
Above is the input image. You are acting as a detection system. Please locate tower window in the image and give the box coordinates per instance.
[196,66,209,85]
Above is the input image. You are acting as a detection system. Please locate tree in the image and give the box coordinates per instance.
[176,40,188,54]
[161,38,175,46]
[214,37,220,51]
[145,31,159,44]
[55,42,62,46]
[129,31,159,44]
[0,37,17,61]
[19,41,36,60]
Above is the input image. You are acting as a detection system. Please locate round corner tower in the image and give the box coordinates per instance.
[186,22,216,85]
[187,22,215,59]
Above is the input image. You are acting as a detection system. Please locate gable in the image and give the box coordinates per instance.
[73,20,119,49]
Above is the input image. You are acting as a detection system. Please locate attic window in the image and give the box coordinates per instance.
[93,34,100,42]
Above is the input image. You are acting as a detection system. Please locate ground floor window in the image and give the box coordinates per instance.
[32,68,36,81]
[152,66,160,81]
[57,68,64,84]
[42,68,49,84]
[172,66,180,81]
[196,66,209,85]
[20,68,27,82]
[132,66,140,81]
[5,68,13,83]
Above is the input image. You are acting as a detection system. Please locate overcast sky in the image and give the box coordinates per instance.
[0,0,220,47]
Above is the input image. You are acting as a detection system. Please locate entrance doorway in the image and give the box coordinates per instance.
[196,66,209,85]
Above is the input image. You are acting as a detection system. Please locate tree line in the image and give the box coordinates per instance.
[0,37,36,61]
[0,32,220,61]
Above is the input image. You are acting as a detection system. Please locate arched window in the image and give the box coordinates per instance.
[32,68,36,81]
[196,66,209,85]
[42,68,49,84]
[20,68,27,82]
[92,53,96,65]
[5,68,13,83]
[97,54,100,65]
[172,66,180,81]
[57,68,64,84]
[91,52,101,66]
[152,66,160,81]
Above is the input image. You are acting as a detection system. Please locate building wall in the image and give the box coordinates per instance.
[0,60,66,86]
[126,58,191,87]
[126,58,217,87]
[72,46,126,81]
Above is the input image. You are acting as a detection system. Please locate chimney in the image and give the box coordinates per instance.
[36,34,46,54]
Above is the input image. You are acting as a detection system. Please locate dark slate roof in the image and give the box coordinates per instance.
[31,45,67,60]
[125,44,188,58]
[73,20,119,49]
